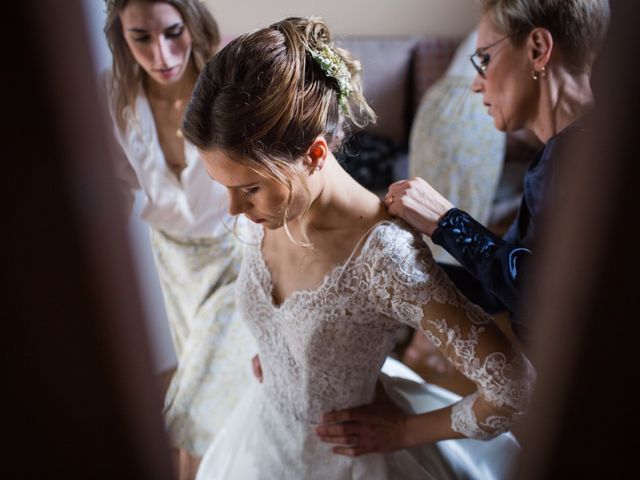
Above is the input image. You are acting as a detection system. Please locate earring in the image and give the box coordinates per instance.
[315,166,321,171]
[532,66,546,81]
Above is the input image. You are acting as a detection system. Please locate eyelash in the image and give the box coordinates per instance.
[241,187,259,198]
[133,26,184,43]
[166,27,184,38]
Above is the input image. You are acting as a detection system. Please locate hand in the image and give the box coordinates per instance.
[315,383,410,457]
[251,354,263,383]
[384,177,454,236]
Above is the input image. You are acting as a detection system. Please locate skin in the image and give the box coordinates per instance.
[385,12,595,237]
[119,0,197,177]
[199,138,389,305]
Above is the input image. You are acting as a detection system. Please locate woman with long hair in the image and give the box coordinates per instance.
[102,1,255,477]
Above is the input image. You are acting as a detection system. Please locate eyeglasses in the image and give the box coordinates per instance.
[469,35,510,78]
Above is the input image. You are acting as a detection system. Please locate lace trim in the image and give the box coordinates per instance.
[240,220,534,438]
[427,316,535,438]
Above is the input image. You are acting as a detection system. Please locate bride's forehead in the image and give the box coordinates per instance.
[199,149,256,182]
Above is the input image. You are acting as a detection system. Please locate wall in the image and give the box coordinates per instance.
[206,0,480,37]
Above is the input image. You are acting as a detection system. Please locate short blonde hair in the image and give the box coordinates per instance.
[480,0,610,73]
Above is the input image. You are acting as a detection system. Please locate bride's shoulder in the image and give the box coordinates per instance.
[365,219,429,257]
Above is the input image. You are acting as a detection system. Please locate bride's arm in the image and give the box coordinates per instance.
[316,225,535,455]
[317,276,534,456]
[417,295,535,440]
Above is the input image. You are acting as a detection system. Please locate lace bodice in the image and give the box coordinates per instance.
[237,220,535,439]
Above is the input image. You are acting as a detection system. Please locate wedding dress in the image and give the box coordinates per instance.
[196,220,535,479]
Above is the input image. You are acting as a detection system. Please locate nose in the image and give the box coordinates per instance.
[153,37,171,66]
[228,191,249,216]
[471,73,484,94]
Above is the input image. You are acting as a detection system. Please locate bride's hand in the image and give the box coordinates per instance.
[251,354,263,383]
[315,383,410,456]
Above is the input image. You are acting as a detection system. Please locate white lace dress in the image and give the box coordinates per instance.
[196,220,535,479]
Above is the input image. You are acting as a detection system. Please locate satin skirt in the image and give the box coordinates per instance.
[196,357,519,479]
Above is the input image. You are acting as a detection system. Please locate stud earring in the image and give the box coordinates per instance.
[532,66,546,81]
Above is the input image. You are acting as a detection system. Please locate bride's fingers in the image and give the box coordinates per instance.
[332,445,373,457]
[251,355,263,382]
[317,434,358,446]
[319,407,373,425]
[315,421,363,437]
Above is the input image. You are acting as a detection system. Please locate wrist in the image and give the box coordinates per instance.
[402,414,428,448]
[437,203,454,223]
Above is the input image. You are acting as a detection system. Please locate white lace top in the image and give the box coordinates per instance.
[101,70,232,239]
[238,220,535,440]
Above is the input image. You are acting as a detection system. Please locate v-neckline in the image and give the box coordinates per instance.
[254,220,392,310]
[139,93,192,186]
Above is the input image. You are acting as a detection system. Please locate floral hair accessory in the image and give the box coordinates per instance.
[308,46,352,111]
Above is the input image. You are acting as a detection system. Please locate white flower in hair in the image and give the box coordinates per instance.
[308,46,352,110]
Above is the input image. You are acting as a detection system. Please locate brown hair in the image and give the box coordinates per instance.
[104,0,220,130]
[480,0,610,74]
[182,17,376,244]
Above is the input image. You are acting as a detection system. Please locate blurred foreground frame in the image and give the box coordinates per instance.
[514,0,640,478]
[5,0,639,479]
[5,1,173,479]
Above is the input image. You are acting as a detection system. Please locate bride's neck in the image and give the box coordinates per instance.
[299,156,385,233]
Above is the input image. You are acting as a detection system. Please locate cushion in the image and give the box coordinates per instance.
[336,131,407,192]
[336,37,419,144]
[411,37,461,114]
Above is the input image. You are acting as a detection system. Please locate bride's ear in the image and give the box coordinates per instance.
[304,137,328,174]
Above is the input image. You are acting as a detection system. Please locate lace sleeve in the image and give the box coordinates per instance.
[369,222,536,439]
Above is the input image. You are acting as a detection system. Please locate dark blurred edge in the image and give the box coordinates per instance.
[4,1,173,478]
[514,1,639,478]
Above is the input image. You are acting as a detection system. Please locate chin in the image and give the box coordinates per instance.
[153,74,182,85]
[492,117,509,132]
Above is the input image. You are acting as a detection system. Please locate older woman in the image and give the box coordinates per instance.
[385,0,610,343]
[316,0,609,460]
[101,1,255,477]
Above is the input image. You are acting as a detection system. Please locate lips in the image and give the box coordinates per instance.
[155,66,179,78]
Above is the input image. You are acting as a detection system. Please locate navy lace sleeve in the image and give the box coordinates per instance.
[431,208,531,313]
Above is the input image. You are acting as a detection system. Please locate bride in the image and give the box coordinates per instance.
[182,17,535,479]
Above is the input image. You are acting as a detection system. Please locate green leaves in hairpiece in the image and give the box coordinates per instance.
[308,46,352,111]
